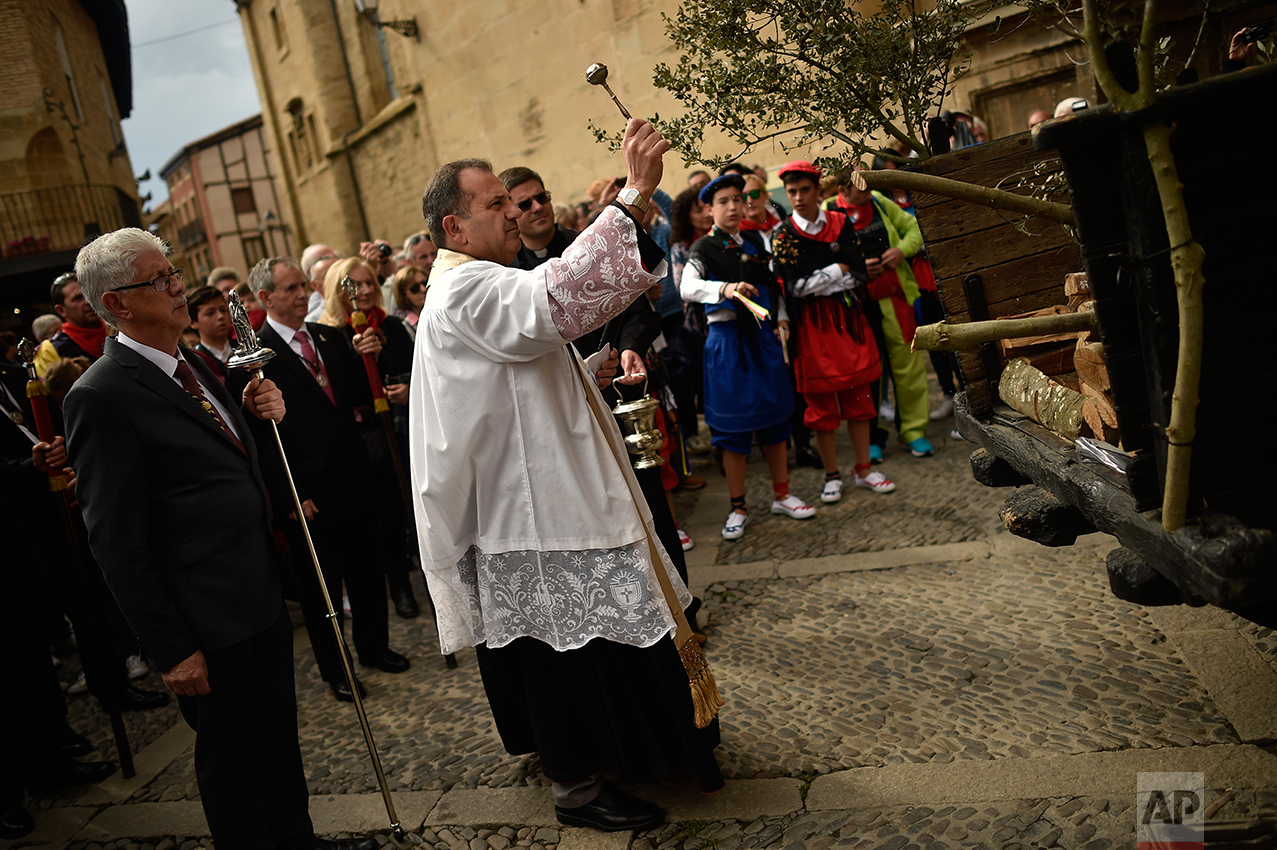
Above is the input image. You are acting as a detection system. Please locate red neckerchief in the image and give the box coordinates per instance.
[793,210,847,244]
[60,321,107,359]
[740,212,780,232]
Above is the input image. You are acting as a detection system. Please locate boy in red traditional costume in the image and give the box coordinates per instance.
[771,161,895,500]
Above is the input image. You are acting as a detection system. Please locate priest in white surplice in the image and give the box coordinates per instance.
[409,121,722,832]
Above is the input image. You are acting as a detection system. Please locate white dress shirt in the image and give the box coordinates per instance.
[116,332,240,439]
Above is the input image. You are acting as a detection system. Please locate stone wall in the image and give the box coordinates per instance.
[0,0,136,194]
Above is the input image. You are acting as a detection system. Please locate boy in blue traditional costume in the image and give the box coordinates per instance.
[680,174,815,541]
[772,160,896,502]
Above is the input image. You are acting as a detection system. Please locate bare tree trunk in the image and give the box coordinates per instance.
[1142,121,1206,531]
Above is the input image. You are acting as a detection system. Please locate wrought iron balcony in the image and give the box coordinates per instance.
[177,217,206,249]
[0,184,142,261]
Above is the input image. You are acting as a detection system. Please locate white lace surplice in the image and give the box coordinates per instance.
[410,206,687,655]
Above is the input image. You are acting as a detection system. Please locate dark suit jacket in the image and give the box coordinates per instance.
[64,337,289,672]
[251,322,374,518]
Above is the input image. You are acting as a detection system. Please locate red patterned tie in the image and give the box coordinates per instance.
[296,329,337,406]
[173,359,246,455]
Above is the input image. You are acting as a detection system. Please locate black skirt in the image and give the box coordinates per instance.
[475,634,723,792]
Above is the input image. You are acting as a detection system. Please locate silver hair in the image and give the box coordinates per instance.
[248,256,303,296]
[75,227,169,328]
[300,244,342,280]
[31,313,62,340]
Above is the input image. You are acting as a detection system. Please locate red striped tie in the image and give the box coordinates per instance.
[174,359,246,455]
[296,329,337,406]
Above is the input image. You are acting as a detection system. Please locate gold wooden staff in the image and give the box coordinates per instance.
[339,275,457,669]
[17,338,135,778]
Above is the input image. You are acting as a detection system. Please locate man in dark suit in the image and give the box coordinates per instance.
[247,256,409,702]
[64,228,376,850]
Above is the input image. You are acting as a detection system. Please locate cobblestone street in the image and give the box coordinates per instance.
[9,392,1277,849]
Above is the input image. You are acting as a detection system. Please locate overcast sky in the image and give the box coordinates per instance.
[120,0,263,210]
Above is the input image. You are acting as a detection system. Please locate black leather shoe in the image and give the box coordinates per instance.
[313,836,379,850]
[795,445,824,469]
[29,758,117,794]
[359,649,410,673]
[0,805,34,839]
[555,783,665,832]
[118,684,170,711]
[391,586,419,618]
[60,726,93,757]
[330,678,367,702]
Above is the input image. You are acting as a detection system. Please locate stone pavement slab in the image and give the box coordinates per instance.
[640,778,803,821]
[806,742,1277,810]
[777,541,988,578]
[310,791,443,833]
[77,720,196,805]
[74,800,208,840]
[558,828,631,850]
[426,787,558,827]
[1151,607,1277,743]
[7,807,95,847]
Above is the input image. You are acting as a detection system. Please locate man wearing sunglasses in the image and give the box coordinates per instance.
[499,166,580,271]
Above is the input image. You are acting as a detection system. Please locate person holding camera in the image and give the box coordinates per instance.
[827,165,933,461]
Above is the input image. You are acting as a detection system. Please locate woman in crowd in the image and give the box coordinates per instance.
[319,258,421,619]
[390,265,428,335]
[665,188,715,448]
[740,174,780,235]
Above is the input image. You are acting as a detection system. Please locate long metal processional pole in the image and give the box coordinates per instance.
[224,292,407,844]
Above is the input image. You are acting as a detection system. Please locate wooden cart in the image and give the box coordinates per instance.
[911,65,1277,626]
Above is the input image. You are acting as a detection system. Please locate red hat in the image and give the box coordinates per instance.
[778,159,822,181]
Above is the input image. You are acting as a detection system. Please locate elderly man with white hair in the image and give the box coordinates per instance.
[63,227,377,850]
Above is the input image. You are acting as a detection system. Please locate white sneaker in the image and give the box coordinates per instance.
[821,479,843,503]
[68,671,88,694]
[855,471,897,494]
[678,529,694,551]
[771,494,816,519]
[125,655,149,680]
[930,396,955,421]
[722,511,749,540]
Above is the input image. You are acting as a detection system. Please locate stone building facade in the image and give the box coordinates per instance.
[0,0,138,327]
[235,0,1268,256]
[234,0,698,254]
[159,114,295,284]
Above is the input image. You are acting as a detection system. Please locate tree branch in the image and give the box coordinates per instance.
[852,169,1076,225]
[1082,0,1142,110]
[1137,0,1158,99]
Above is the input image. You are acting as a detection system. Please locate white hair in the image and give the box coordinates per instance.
[75,228,169,328]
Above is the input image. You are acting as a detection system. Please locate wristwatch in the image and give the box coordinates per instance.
[618,187,649,214]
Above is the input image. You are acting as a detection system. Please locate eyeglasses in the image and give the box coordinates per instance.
[408,283,424,294]
[406,234,431,247]
[515,190,552,212]
[112,268,183,293]
[743,189,763,200]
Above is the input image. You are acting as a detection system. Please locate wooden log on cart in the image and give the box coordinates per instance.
[999,357,1089,440]
[999,487,1096,547]
[1074,341,1110,391]
[913,310,1098,353]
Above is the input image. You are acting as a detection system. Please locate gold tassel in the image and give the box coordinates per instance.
[678,638,724,729]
